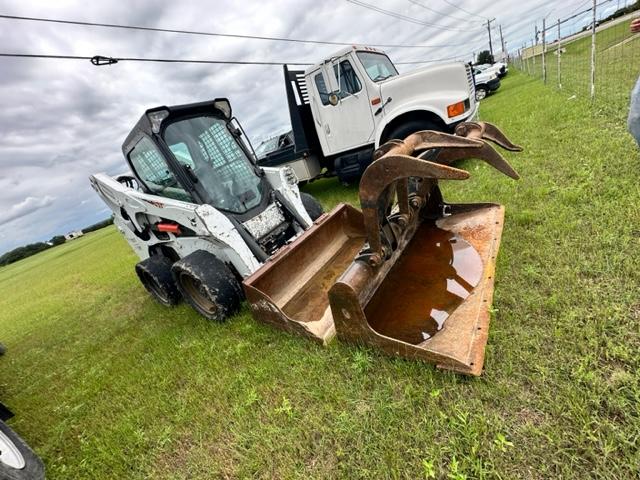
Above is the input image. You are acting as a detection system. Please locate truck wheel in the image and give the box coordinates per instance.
[475,87,488,101]
[300,192,324,221]
[171,250,242,322]
[135,256,181,307]
[0,343,5,356]
[0,421,45,480]
[385,119,443,143]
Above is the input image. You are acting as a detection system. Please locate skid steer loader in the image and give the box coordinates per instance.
[91,98,521,375]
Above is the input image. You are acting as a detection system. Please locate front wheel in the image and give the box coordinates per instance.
[171,250,243,322]
[0,421,45,480]
[475,87,488,101]
[383,119,444,144]
[300,192,324,221]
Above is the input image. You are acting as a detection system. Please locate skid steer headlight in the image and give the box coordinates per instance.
[283,166,298,186]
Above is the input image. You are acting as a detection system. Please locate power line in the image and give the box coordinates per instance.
[0,13,468,49]
[406,0,473,23]
[345,0,478,32]
[438,0,488,21]
[0,53,314,65]
[0,52,474,66]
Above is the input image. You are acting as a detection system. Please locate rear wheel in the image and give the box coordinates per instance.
[475,86,488,101]
[0,421,45,480]
[135,256,181,306]
[171,250,243,322]
[300,192,324,221]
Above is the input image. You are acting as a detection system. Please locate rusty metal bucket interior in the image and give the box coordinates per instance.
[328,202,505,376]
[243,204,366,345]
[244,122,521,375]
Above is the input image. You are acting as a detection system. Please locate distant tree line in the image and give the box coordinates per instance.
[82,217,114,234]
[0,216,114,267]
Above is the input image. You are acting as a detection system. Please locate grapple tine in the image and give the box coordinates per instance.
[432,142,520,180]
[374,131,483,160]
[455,121,523,152]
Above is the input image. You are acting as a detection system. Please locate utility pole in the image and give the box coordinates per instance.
[499,24,506,61]
[486,18,496,60]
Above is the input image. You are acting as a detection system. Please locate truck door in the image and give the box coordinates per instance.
[311,58,375,155]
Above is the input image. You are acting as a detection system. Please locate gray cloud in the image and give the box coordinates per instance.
[0,0,589,253]
[0,195,56,226]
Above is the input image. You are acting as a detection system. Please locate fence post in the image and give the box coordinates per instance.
[518,49,522,71]
[531,39,536,78]
[542,18,547,84]
[557,19,562,89]
[590,0,596,100]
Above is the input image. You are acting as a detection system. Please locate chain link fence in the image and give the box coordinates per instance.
[511,1,640,121]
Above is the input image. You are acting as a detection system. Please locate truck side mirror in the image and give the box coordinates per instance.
[328,93,339,106]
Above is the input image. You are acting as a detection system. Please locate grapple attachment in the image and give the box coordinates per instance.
[329,121,521,375]
[244,121,521,375]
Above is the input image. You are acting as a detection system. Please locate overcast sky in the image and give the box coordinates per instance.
[0,0,600,254]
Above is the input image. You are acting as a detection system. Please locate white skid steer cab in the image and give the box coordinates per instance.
[90,99,324,320]
[91,97,523,376]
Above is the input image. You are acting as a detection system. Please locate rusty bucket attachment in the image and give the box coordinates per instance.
[244,121,521,375]
[243,203,366,344]
[328,121,521,375]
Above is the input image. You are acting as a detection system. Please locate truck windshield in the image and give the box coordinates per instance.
[163,116,263,214]
[356,52,398,82]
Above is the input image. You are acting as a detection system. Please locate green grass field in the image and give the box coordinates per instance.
[1,71,640,479]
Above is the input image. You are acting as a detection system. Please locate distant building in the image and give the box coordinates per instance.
[64,230,84,241]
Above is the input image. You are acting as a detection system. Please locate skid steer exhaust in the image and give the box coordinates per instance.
[244,122,521,375]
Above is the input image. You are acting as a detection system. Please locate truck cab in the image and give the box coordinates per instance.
[265,46,478,184]
[306,46,477,154]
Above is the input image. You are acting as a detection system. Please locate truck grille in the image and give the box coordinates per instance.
[465,64,475,98]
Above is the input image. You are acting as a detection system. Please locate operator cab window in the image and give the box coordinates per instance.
[128,137,193,203]
[333,60,362,99]
[314,73,330,106]
[163,115,263,214]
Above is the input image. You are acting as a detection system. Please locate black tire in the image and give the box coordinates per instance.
[475,86,488,101]
[135,256,181,307]
[0,343,5,356]
[384,119,444,143]
[171,250,242,322]
[0,421,45,480]
[300,192,324,221]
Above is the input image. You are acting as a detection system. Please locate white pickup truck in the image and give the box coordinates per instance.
[257,45,478,184]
